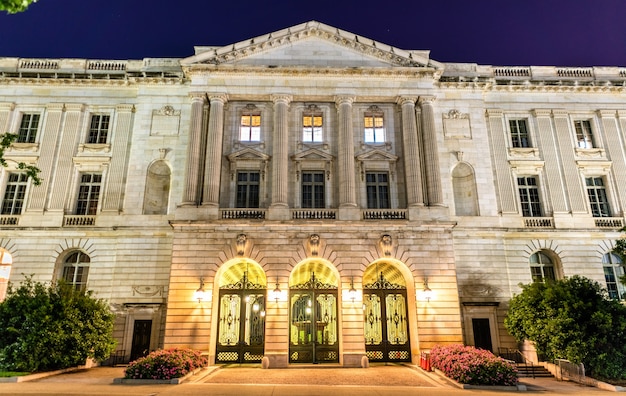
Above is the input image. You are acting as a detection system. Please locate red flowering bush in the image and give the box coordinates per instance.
[124,348,207,380]
[430,344,518,386]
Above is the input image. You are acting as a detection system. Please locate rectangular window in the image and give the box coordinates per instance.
[303,113,323,142]
[240,114,261,141]
[1,173,28,215]
[87,114,110,144]
[301,172,325,208]
[364,114,385,143]
[76,173,102,215]
[17,113,40,143]
[236,171,260,208]
[517,176,542,217]
[509,119,530,148]
[574,120,594,149]
[586,177,611,217]
[366,172,390,209]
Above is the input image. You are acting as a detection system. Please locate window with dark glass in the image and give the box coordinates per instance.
[364,113,385,143]
[509,119,530,148]
[17,113,40,143]
[1,173,28,215]
[236,171,260,208]
[76,174,101,215]
[302,112,323,143]
[603,253,625,300]
[517,176,542,217]
[62,251,90,290]
[87,114,110,144]
[574,120,595,149]
[240,114,261,141]
[366,172,390,209]
[586,177,611,217]
[301,172,325,208]
[530,252,555,283]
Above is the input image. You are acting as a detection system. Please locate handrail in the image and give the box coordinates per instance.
[498,348,535,379]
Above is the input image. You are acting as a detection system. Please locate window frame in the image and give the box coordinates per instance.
[509,119,531,148]
[365,172,390,209]
[574,119,595,149]
[61,250,90,291]
[17,113,40,144]
[235,171,261,208]
[364,112,385,144]
[87,114,111,144]
[529,251,557,283]
[517,176,543,217]
[1,172,29,215]
[302,110,323,143]
[603,253,625,300]
[239,113,261,142]
[75,173,102,215]
[585,176,612,217]
[301,171,326,209]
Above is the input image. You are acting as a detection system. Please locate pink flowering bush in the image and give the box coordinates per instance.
[124,348,207,380]
[430,344,518,386]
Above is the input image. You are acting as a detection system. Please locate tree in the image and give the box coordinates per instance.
[504,276,626,381]
[0,133,41,185]
[613,226,626,286]
[0,278,116,372]
[0,0,38,13]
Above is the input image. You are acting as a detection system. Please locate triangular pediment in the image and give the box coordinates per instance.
[357,149,399,162]
[227,147,270,162]
[182,21,437,69]
[292,148,334,162]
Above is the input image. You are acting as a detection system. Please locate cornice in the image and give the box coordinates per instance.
[438,80,626,93]
[0,76,186,87]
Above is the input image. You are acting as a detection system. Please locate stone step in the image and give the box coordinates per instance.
[516,364,554,378]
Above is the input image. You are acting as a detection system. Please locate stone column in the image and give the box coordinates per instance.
[398,96,424,206]
[270,94,291,209]
[336,96,357,208]
[181,93,206,206]
[202,94,228,207]
[419,96,443,206]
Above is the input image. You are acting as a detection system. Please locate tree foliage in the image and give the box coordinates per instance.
[0,0,38,13]
[0,133,41,185]
[504,276,626,381]
[613,227,626,285]
[0,278,116,372]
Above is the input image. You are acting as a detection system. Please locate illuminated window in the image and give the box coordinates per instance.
[240,114,261,142]
[302,111,323,143]
[364,113,385,143]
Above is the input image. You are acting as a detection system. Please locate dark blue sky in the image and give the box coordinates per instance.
[1,0,625,66]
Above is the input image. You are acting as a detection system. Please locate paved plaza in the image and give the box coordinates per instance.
[0,364,610,396]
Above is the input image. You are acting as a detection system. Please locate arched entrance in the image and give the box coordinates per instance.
[289,259,339,363]
[363,260,411,362]
[215,260,266,364]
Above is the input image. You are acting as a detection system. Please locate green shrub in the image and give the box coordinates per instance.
[124,348,207,380]
[430,344,518,386]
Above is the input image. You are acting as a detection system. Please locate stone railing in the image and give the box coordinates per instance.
[63,215,96,226]
[524,217,554,228]
[291,209,337,220]
[494,67,530,78]
[220,209,266,219]
[363,209,407,220]
[594,217,624,228]
[0,215,19,226]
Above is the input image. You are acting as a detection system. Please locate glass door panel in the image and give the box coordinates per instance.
[364,289,410,362]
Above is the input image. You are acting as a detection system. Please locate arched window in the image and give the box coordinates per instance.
[529,251,556,283]
[452,163,479,216]
[62,251,90,290]
[603,253,625,300]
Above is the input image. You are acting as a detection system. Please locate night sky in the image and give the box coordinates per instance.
[1,0,625,67]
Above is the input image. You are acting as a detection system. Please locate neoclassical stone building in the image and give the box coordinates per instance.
[0,21,624,367]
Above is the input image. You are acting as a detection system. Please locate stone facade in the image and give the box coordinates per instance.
[0,21,624,366]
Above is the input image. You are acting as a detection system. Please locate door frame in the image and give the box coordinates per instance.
[462,303,501,353]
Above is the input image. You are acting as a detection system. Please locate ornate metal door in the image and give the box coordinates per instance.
[289,273,338,363]
[216,273,266,363]
[363,272,410,362]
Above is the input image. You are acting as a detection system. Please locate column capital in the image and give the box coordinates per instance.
[532,109,552,117]
[485,108,504,117]
[597,109,617,118]
[208,93,228,104]
[418,95,436,106]
[116,104,135,113]
[271,94,292,105]
[397,96,418,106]
[189,92,207,103]
[551,109,569,118]
[334,95,355,106]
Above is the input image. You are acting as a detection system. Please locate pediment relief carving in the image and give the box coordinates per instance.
[292,148,334,162]
[356,149,398,163]
[227,147,270,162]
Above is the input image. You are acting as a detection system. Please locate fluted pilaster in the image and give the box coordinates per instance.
[336,96,357,207]
[419,96,443,205]
[202,94,228,206]
[182,93,207,205]
[398,96,424,206]
[270,95,292,208]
